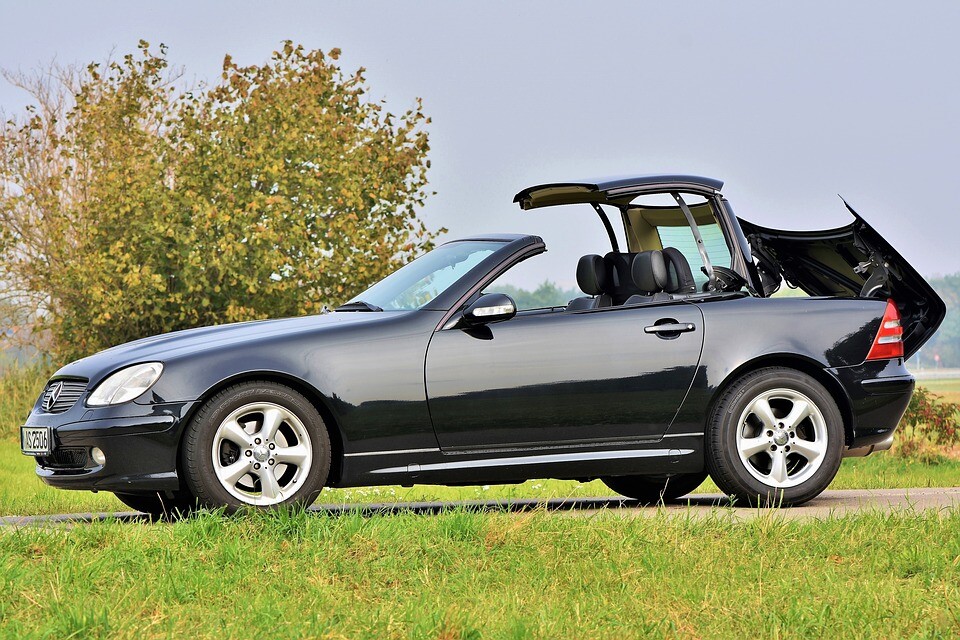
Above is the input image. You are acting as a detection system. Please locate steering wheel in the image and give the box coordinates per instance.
[701,266,747,292]
[711,266,747,292]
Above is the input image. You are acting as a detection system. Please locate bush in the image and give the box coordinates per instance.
[891,434,948,464]
[901,386,960,446]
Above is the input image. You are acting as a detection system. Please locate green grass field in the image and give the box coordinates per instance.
[917,377,960,405]
[2,508,959,638]
[1,366,959,637]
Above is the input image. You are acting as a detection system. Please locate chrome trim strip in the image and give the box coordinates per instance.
[444,437,660,455]
[371,448,694,475]
[344,447,441,458]
[346,435,702,460]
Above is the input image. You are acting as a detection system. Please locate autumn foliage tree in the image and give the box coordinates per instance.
[0,41,437,362]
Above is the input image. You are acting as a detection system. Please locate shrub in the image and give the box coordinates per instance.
[901,386,960,446]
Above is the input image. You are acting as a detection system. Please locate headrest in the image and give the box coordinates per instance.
[576,254,608,296]
[631,250,668,294]
[603,252,635,298]
[661,247,697,294]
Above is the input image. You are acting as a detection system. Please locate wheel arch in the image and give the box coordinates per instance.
[708,354,855,447]
[175,371,346,486]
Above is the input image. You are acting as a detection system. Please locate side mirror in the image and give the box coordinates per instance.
[462,293,517,326]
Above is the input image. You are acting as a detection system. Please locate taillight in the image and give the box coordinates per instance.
[866,299,904,361]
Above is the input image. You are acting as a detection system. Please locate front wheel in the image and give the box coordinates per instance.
[181,381,331,513]
[706,367,843,507]
[602,472,707,504]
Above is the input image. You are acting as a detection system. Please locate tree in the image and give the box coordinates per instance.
[914,273,960,368]
[495,281,581,310]
[0,41,438,362]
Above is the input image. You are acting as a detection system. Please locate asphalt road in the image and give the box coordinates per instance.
[2,487,958,526]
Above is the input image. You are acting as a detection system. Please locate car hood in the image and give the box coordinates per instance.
[738,202,945,358]
[55,311,395,382]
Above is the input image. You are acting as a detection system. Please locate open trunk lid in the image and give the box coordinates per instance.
[738,201,945,358]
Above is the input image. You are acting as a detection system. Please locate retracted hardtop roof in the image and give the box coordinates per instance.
[512,174,727,278]
[513,174,724,210]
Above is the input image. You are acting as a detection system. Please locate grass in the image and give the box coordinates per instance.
[1,508,959,638]
[918,378,960,405]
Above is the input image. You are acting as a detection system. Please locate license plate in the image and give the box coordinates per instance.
[20,426,52,456]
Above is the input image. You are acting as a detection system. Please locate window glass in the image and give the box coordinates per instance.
[349,241,500,310]
[657,223,732,289]
[629,192,710,207]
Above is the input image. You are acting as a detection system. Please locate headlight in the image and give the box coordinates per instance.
[87,362,164,406]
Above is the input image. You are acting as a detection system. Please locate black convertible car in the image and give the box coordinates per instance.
[21,174,945,515]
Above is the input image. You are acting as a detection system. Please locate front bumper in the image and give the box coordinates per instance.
[24,401,197,493]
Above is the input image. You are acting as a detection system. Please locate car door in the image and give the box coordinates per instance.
[424,301,705,450]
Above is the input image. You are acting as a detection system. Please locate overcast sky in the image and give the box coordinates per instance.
[1,1,957,287]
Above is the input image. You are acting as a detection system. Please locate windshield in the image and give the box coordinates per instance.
[347,241,502,311]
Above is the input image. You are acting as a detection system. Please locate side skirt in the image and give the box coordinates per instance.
[335,433,705,487]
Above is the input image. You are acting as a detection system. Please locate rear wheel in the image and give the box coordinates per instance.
[114,490,195,519]
[602,472,707,504]
[706,367,843,507]
[181,381,331,513]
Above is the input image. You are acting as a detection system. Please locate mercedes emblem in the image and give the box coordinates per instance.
[44,381,64,412]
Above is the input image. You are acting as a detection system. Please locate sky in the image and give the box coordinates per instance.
[1,1,957,289]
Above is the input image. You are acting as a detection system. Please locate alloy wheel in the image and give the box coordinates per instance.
[734,388,828,489]
[211,401,313,506]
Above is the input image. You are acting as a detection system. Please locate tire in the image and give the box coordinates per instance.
[181,381,331,513]
[115,490,195,520]
[602,472,707,504]
[706,367,843,507]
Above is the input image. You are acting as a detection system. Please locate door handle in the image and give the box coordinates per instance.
[644,322,696,334]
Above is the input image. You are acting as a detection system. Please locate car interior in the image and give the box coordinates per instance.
[565,247,699,311]
[562,192,739,311]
